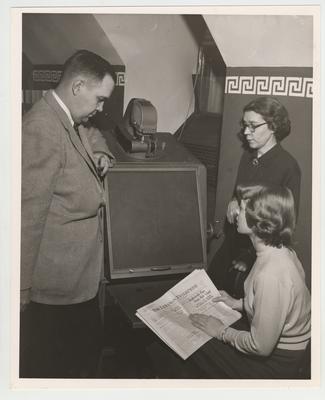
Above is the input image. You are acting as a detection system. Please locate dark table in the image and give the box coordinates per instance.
[106,277,181,328]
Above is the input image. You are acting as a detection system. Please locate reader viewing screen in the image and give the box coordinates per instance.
[107,169,204,272]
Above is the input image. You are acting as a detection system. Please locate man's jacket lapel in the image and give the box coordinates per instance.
[43,91,100,181]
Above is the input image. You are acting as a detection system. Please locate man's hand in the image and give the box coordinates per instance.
[93,152,115,178]
[213,290,243,311]
[190,313,225,339]
[226,199,239,224]
[20,289,31,312]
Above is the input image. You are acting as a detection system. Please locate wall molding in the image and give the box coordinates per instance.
[32,69,62,84]
[32,69,126,87]
[225,76,313,98]
[116,72,125,87]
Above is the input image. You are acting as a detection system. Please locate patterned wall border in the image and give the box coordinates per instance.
[33,70,62,84]
[32,69,126,87]
[225,76,313,98]
[116,72,125,87]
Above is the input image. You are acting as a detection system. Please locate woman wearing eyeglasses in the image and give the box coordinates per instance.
[227,96,301,224]
[222,97,301,295]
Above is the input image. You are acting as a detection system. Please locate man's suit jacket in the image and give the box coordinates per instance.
[21,90,111,305]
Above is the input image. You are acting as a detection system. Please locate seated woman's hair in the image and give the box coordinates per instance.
[236,184,296,248]
[243,97,291,141]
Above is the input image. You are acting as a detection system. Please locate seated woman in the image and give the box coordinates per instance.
[189,184,311,379]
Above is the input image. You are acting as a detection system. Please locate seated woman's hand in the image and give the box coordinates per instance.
[213,290,243,311]
[226,199,239,224]
[190,313,225,338]
[231,259,248,272]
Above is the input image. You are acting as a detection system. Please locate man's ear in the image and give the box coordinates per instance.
[71,79,84,96]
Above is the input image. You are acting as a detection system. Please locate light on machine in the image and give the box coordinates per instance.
[116,98,165,159]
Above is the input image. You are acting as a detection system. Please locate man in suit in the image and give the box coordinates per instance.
[20,50,116,378]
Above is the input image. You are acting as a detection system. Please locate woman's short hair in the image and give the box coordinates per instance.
[60,49,116,84]
[236,184,296,248]
[243,96,291,141]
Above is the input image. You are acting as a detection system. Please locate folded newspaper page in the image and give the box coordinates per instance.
[136,269,241,360]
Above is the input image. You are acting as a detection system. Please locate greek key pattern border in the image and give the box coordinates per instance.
[116,72,125,86]
[225,76,313,98]
[32,69,126,87]
[33,70,62,83]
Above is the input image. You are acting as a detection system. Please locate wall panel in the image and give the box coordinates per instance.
[214,67,313,288]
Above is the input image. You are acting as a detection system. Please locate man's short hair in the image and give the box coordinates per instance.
[236,184,296,248]
[60,49,116,84]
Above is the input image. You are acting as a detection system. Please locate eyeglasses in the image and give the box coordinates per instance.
[240,121,268,133]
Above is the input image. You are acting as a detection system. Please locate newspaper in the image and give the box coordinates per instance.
[136,269,241,360]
